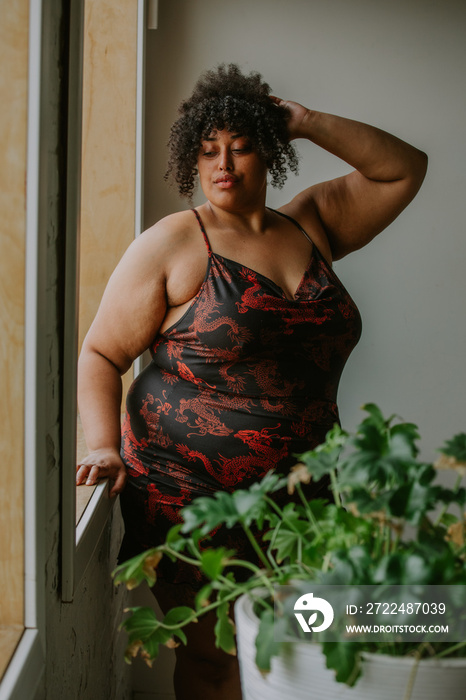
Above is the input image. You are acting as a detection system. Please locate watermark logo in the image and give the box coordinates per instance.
[276,585,464,643]
[293,592,334,633]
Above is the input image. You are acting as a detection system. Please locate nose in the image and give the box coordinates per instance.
[219,148,233,171]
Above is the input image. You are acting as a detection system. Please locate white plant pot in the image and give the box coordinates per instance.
[235,593,466,700]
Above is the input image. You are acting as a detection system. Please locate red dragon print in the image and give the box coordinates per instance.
[215,426,290,486]
[247,359,303,414]
[121,392,173,477]
[189,274,253,344]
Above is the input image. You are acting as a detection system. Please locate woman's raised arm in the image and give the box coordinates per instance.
[274,97,428,260]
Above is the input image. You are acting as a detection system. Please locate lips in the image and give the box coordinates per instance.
[214,175,238,187]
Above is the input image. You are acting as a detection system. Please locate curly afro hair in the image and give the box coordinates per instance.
[165,63,299,199]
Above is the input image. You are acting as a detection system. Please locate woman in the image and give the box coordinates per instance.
[76,64,427,699]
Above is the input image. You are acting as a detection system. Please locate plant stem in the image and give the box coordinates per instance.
[263,494,309,571]
[391,529,401,554]
[156,572,277,633]
[322,551,332,573]
[240,520,274,571]
[157,587,244,630]
[264,492,314,537]
[384,521,391,557]
[263,494,286,519]
[330,469,341,507]
[160,545,201,567]
[218,565,277,602]
[373,521,384,561]
[402,643,427,700]
[435,640,466,658]
[345,652,362,688]
[222,558,263,576]
[295,482,322,534]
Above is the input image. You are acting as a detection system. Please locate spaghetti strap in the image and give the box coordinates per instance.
[191,208,212,253]
[269,207,314,245]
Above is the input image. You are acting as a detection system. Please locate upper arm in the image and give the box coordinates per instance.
[81,225,170,374]
[288,154,427,260]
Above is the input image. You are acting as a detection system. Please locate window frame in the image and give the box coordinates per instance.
[61,0,146,603]
[1,1,146,695]
[0,0,48,695]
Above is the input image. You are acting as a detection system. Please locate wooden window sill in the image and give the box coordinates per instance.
[76,483,96,524]
[73,416,124,594]
[76,417,96,524]
[75,413,126,525]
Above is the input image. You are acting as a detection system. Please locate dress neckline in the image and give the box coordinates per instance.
[191,207,315,302]
[212,251,313,301]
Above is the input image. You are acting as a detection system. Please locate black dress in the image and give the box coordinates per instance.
[119,208,362,585]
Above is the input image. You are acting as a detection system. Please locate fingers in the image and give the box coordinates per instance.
[76,462,94,485]
[76,462,109,486]
[109,470,127,498]
[269,95,285,107]
[76,451,127,497]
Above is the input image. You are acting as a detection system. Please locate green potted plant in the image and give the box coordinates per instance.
[114,404,466,699]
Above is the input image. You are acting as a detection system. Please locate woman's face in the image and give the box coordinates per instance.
[197,129,268,211]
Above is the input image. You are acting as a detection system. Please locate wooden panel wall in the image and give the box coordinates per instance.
[79,0,139,400]
[0,0,28,630]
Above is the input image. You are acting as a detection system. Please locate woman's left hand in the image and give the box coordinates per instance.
[270,95,310,141]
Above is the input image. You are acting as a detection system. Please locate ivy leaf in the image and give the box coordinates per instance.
[263,502,313,563]
[195,582,214,610]
[344,545,372,581]
[254,608,281,672]
[232,489,270,528]
[352,421,388,459]
[200,547,234,580]
[166,522,184,543]
[439,512,460,528]
[113,548,162,590]
[163,605,197,628]
[321,641,361,685]
[233,472,287,526]
[390,422,420,458]
[180,471,286,536]
[361,402,393,428]
[403,481,439,524]
[372,553,403,585]
[439,433,466,462]
[296,424,347,480]
[162,523,193,555]
[121,606,161,642]
[214,594,236,655]
[387,484,412,518]
[318,556,357,585]
[139,631,166,664]
[122,606,190,666]
[180,491,239,535]
[265,520,308,564]
[400,552,433,584]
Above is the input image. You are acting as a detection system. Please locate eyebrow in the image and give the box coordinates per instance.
[203,132,243,142]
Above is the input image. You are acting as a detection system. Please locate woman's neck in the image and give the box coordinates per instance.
[200,200,271,237]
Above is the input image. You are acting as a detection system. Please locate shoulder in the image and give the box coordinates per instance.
[135,209,198,251]
[117,209,201,272]
[129,209,209,309]
[277,193,333,264]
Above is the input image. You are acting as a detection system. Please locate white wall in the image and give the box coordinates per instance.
[144,0,466,462]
